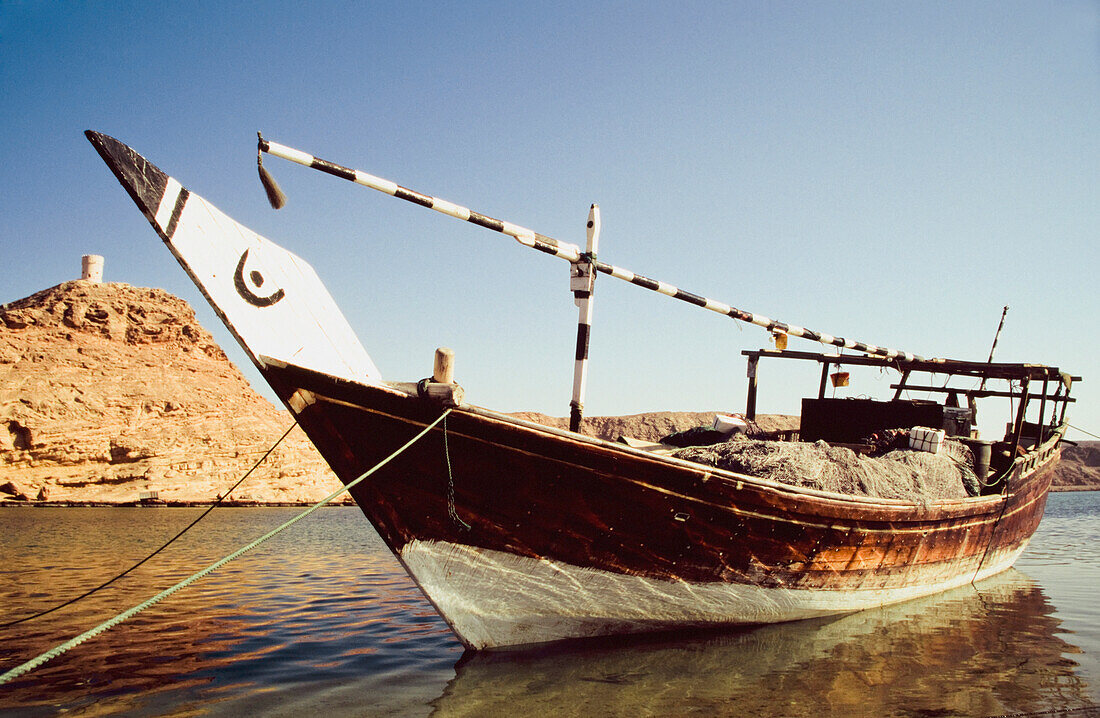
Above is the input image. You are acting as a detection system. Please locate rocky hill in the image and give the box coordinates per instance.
[0,280,344,504]
[1055,441,1100,491]
[1,280,1096,504]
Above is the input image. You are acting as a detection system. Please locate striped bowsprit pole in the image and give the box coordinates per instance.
[258,137,925,363]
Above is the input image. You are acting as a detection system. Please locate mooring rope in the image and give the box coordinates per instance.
[0,409,451,687]
[1,420,300,630]
[441,414,470,531]
[969,478,1012,589]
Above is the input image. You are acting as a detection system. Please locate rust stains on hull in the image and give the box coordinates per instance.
[265,362,1056,601]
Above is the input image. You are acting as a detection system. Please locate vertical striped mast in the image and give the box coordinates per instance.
[257,136,926,364]
[569,204,601,433]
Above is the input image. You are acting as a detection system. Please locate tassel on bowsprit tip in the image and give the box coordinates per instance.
[259,164,286,209]
[257,132,286,209]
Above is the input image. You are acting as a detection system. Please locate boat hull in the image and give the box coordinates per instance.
[264,361,1058,650]
[397,537,1028,649]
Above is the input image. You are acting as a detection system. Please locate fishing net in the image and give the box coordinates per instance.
[673,435,979,502]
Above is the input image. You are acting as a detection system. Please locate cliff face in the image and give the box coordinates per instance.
[0,280,343,503]
[1056,441,1100,491]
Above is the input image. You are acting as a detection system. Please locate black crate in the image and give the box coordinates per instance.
[800,398,951,444]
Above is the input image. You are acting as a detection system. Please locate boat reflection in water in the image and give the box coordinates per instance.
[431,570,1093,718]
[1,508,1096,716]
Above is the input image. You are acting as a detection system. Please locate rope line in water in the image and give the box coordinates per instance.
[0,409,451,687]
[0,420,300,629]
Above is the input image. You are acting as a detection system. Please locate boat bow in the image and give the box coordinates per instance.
[85,130,381,385]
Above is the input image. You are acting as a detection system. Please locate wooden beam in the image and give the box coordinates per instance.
[886,384,1075,403]
[818,361,831,399]
[746,356,759,421]
[742,349,1074,383]
[892,369,911,400]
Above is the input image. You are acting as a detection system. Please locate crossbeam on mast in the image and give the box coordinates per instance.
[259,136,925,363]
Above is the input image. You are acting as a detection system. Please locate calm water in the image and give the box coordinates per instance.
[1,492,1098,717]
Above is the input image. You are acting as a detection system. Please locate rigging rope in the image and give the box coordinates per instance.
[442,414,470,531]
[969,480,1012,588]
[1068,424,1100,441]
[0,409,451,686]
[0,420,300,629]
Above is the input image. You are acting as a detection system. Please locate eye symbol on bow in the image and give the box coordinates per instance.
[233,249,286,308]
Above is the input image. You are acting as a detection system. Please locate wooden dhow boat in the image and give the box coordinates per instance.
[87,130,1079,650]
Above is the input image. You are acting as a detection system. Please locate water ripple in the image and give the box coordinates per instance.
[1,495,1098,716]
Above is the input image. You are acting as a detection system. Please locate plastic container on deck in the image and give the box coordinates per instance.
[909,426,946,454]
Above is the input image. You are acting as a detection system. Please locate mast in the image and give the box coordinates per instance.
[569,205,600,433]
[978,305,1009,393]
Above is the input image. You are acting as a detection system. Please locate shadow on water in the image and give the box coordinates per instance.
[430,571,1095,718]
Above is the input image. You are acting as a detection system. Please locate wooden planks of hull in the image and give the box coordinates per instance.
[263,362,1058,649]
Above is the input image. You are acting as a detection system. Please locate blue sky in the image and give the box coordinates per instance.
[2,1,1097,441]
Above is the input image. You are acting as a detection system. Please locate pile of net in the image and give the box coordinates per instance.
[672,434,980,502]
